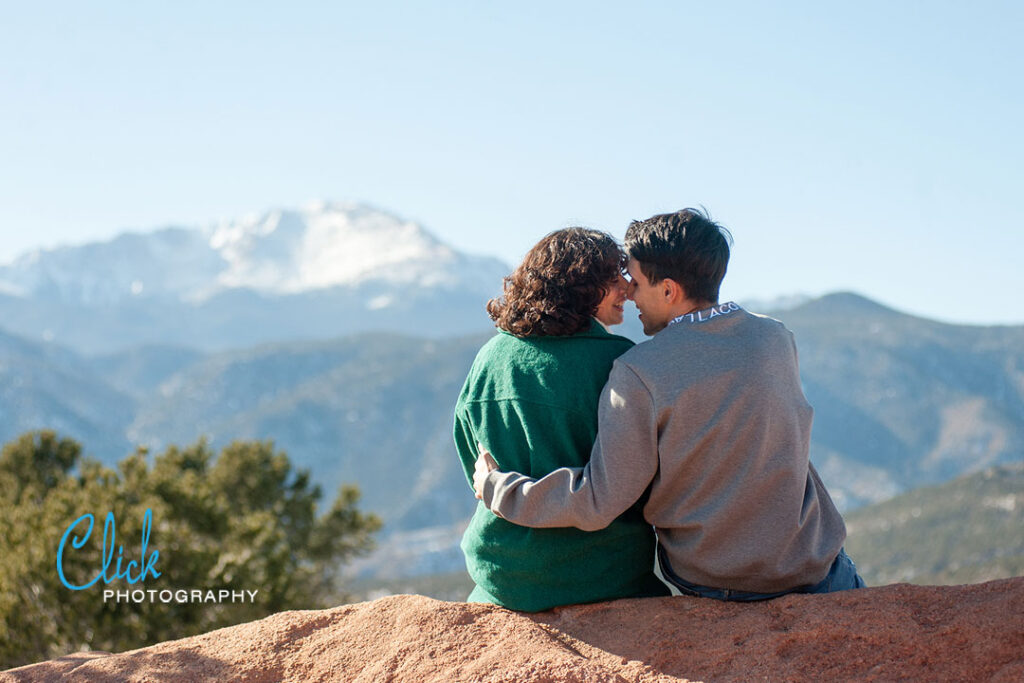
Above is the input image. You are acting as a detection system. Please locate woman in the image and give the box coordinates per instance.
[454,228,669,611]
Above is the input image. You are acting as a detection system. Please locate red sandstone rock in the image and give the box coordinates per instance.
[4,578,1023,682]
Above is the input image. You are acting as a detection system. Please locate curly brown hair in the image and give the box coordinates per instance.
[487,228,626,337]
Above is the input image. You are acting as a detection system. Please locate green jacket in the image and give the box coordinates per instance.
[454,321,668,611]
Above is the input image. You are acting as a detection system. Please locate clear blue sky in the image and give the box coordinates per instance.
[1,2,1021,324]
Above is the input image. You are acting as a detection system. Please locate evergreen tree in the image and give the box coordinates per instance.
[0,430,381,669]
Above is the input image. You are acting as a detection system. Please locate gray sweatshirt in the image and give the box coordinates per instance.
[481,303,847,593]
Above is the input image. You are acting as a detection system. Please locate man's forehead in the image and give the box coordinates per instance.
[626,257,644,279]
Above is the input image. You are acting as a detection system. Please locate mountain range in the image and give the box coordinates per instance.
[0,202,509,353]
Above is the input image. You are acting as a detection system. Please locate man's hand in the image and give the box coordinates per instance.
[473,443,499,500]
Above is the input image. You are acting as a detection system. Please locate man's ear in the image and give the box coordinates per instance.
[662,277,687,303]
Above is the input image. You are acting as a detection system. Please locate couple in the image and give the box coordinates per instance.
[454,209,864,612]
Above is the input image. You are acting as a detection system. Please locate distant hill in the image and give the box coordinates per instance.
[845,463,1024,585]
[122,332,490,530]
[0,328,134,460]
[781,292,1024,507]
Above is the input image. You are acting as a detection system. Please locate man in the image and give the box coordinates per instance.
[473,208,864,600]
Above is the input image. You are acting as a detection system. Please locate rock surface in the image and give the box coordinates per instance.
[4,578,1023,682]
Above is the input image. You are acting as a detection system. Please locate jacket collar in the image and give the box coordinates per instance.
[498,318,621,340]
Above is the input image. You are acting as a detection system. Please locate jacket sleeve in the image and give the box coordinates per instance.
[453,406,478,492]
[479,361,658,531]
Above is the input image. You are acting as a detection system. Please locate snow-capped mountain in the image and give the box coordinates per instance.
[0,202,510,353]
[206,201,501,297]
[0,201,506,306]
[0,227,221,305]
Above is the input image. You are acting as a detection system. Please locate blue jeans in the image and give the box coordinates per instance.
[658,545,866,602]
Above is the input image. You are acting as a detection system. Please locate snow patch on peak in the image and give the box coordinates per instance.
[294,206,455,289]
[367,294,395,310]
[0,279,26,297]
[205,209,306,292]
[201,203,460,295]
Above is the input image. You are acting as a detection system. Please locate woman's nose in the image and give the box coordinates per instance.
[625,281,636,300]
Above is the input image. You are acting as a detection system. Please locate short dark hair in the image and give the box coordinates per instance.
[624,208,732,303]
[487,228,625,337]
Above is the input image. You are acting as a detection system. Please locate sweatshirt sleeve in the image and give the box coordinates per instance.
[479,361,659,531]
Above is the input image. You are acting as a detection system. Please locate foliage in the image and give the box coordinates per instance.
[0,430,381,669]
